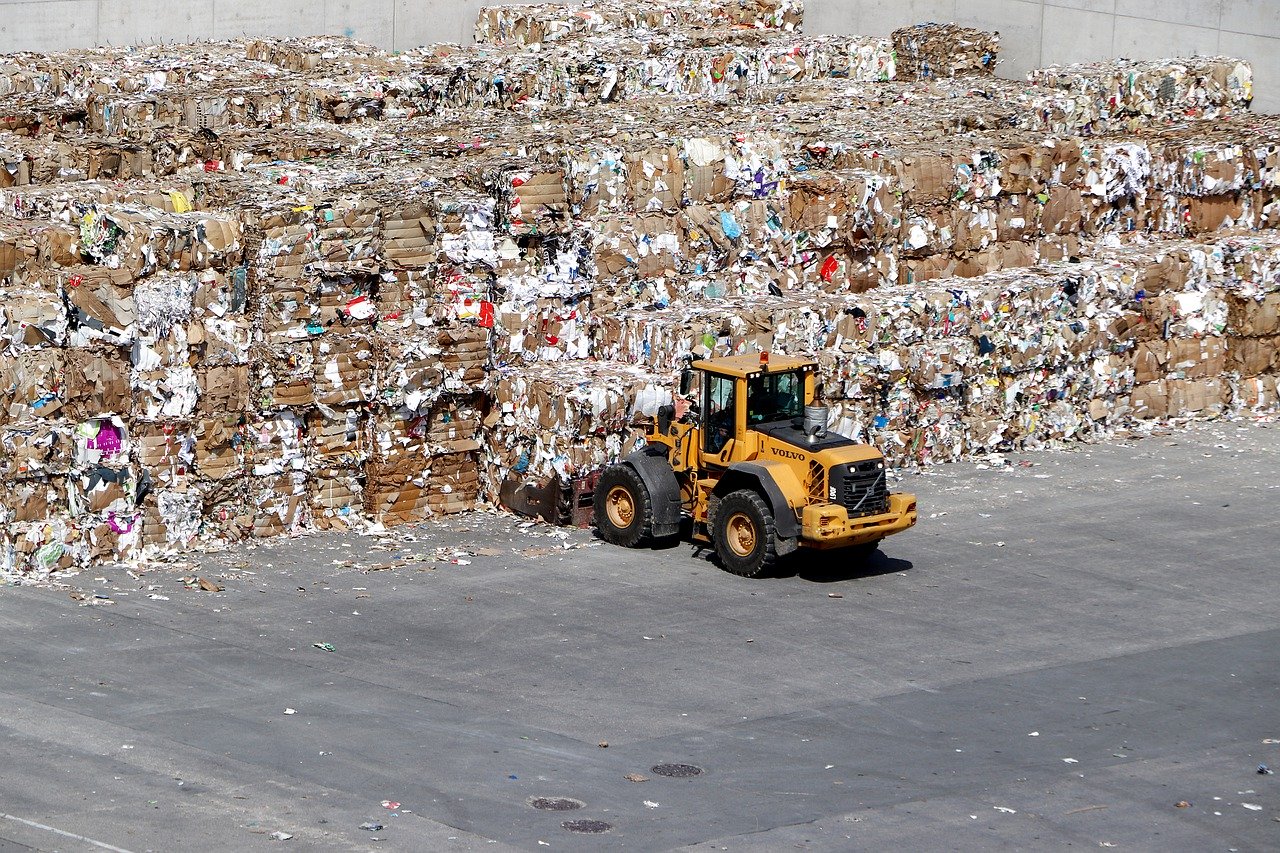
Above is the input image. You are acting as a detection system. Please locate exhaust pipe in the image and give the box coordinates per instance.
[802,405,829,442]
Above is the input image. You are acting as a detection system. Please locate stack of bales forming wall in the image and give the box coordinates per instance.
[0,0,1275,573]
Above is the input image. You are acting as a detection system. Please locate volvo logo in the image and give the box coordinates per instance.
[770,446,805,460]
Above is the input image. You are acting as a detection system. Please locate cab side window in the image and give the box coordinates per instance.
[746,371,801,425]
[774,372,799,417]
[703,374,735,454]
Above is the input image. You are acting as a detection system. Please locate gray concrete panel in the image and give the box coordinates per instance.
[801,0,866,36]
[1117,0,1224,28]
[325,0,395,46]
[853,0,958,37]
[211,0,326,40]
[1046,0,1115,12]
[0,0,97,52]
[1041,4,1116,67]
[1112,15,1223,57]
[1222,0,1280,34]
[0,2,1277,119]
[98,0,213,45]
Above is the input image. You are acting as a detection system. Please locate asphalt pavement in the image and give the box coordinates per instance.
[1,419,1278,851]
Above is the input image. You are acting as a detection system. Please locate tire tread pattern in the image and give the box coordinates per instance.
[713,489,778,578]
[593,464,652,547]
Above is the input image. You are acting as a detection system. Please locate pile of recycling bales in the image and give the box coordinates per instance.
[0,0,1276,574]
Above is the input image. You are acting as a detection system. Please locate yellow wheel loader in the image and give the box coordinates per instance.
[593,353,917,577]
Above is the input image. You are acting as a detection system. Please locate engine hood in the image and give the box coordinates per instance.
[752,419,856,452]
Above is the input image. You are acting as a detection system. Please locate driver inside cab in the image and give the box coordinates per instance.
[706,380,735,454]
[746,371,800,425]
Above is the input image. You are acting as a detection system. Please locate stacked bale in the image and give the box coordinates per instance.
[0,2,1277,576]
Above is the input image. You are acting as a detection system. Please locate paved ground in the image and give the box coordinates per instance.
[2,418,1279,852]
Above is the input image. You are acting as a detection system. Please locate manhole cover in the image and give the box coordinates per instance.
[527,796,585,811]
[651,763,704,778]
[562,819,612,834]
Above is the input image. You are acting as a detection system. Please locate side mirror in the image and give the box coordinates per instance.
[679,367,694,396]
[657,404,674,435]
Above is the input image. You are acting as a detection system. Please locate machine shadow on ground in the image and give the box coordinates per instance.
[774,548,912,582]
[590,521,913,582]
[681,539,912,583]
[671,518,913,581]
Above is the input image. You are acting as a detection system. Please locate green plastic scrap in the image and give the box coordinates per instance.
[34,543,65,570]
[313,642,336,652]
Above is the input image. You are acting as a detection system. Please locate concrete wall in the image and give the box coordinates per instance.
[807,1,1280,112]
[0,1,1276,111]
[0,0,490,50]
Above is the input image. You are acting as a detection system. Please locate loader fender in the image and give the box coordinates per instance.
[712,462,802,541]
[623,446,682,537]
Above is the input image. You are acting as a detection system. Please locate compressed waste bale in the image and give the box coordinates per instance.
[474,0,804,48]
[892,23,999,80]
[1028,57,1253,134]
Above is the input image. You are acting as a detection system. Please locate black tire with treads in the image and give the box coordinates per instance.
[712,489,777,578]
[593,464,652,547]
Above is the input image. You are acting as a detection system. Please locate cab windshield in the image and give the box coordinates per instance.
[746,370,804,426]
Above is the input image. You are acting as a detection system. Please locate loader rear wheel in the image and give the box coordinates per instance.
[593,465,652,547]
[713,490,777,578]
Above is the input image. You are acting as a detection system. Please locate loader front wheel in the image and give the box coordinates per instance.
[593,464,652,547]
[713,490,777,578]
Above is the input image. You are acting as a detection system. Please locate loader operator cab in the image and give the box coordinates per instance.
[679,353,813,459]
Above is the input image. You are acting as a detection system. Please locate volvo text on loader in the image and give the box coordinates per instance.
[593,352,917,577]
